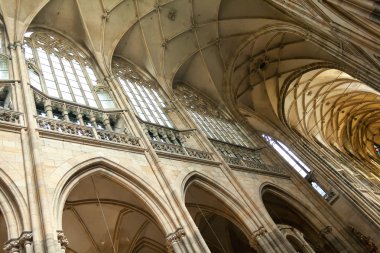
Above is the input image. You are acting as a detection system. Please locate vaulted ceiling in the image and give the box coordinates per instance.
[0,0,379,161]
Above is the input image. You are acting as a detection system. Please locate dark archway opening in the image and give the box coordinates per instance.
[185,182,257,253]
[262,188,337,253]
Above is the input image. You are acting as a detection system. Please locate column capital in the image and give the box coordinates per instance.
[3,231,34,252]
[57,230,69,249]
[319,225,332,237]
[19,231,33,247]
[3,239,20,253]
[249,226,267,248]
[166,228,186,253]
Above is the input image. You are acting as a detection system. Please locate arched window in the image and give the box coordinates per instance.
[262,134,328,198]
[23,31,115,109]
[112,57,173,127]
[0,25,9,79]
[174,84,250,147]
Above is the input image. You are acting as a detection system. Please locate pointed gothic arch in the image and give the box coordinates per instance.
[182,172,258,253]
[53,157,176,235]
[0,166,30,242]
[260,183,341,252]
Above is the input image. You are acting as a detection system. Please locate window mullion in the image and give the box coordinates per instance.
[33,46,48,94]
[83,64,101,108]
[71,61,88,106]
[47,53,63,99]
[58,57,75,102]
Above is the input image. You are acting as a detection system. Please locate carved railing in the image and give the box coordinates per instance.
[36,116,94,137]
[96,129,140,146]
[0,82,23,126]
[137,118,213,160]
[210,139,286,175]
[0,108,23,125]
[150,141,214,160]
[138,117,194,146]
[33,88,140,147]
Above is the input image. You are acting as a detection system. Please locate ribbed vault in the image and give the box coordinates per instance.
[63,174,166,253]
[284,68,380,162]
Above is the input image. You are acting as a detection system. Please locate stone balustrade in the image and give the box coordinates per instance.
[138,117,194,146]
[151,141,214,161]
[36,116,94,137]
[33,88,140,147]
[33,87,129,133]
[0,108,23,125]
[138,118,213,160]
[210,139,286,175]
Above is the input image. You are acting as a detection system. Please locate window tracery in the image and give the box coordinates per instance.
[112,57,172,127]
[174,84,250,147]
[23,31,115,109]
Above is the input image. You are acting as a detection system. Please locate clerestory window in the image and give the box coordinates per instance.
[174,84,250,147]
[23,31,115,109]
[262,134,328,198]
[112,57,173,128]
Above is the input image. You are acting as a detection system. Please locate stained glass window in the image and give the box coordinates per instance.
[113,58,173,127]
[374,143,380,157]
[23,31,115,110]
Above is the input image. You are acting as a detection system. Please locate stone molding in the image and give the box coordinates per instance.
[3,231,33,252]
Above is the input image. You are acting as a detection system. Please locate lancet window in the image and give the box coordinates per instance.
[112,57,173,127]
[263,134,328,198]
[0,25,8,79]
[23,31,115,109]
[174,84,250,147]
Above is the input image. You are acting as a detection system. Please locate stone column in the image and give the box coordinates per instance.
[43,99,53,118]
[11,41,47,253]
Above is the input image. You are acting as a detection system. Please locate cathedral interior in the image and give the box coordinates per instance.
[0,0,379,252]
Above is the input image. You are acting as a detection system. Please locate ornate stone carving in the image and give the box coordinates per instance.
[57,231,69,249]
[351,227,378,253]
[0,108,22,124]
[319,225,332,237]
[3,239,20,252]
[3,231,33,252]
[249,226,267,248]
[166,228,186,253]
[19,231,33,247]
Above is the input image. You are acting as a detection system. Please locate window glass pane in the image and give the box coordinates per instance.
[97,90,115,109]
[114,59,172,127]
[29,69,42,90]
